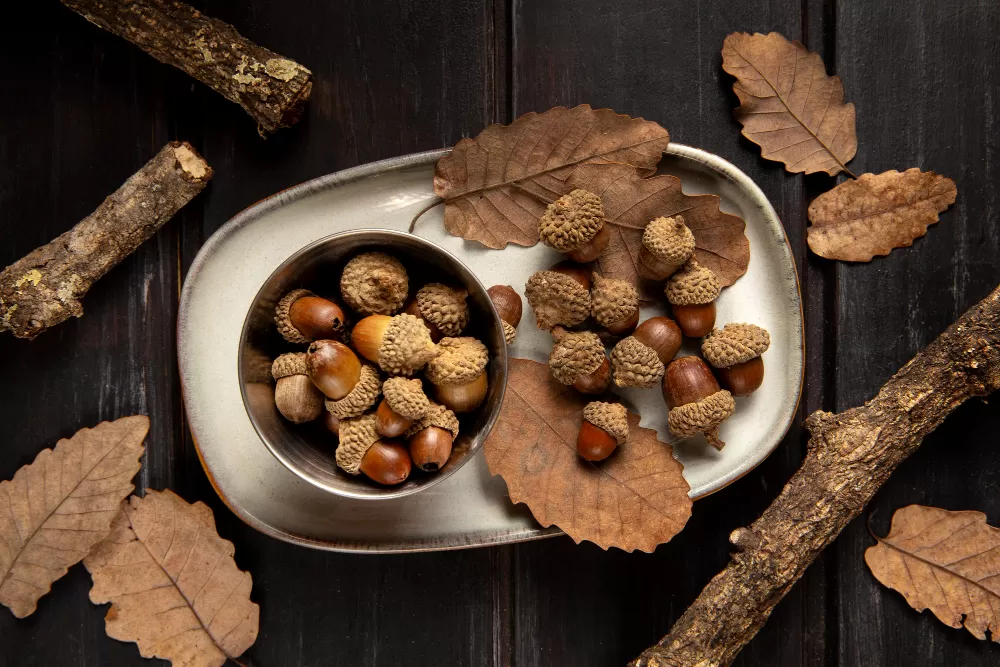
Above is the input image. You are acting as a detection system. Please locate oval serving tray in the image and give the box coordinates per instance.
[178,145,803,553]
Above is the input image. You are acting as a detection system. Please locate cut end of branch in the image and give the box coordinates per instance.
[172,142,211,181]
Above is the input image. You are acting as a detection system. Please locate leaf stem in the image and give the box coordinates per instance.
[408,197,444,233]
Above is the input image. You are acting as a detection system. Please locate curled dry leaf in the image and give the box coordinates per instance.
[434,105,670,248]
[483,358,692,552]
[807,168,957,261]
[866,505,1000,642]
[722,32,857,176]
[0,415,147,618]
[570,162,749,289]
[85,490,259,667]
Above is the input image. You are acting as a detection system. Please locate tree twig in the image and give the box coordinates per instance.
[61,0,312,136]
[0,142,212,340]
[633,283,1000,666]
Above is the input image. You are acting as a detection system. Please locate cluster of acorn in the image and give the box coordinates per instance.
[268,251,501,486]
[525,189,771,454]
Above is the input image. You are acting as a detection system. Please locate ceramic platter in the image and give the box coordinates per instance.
[177,145,803,553]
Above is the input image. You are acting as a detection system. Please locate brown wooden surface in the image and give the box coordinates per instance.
[1,0,998,665]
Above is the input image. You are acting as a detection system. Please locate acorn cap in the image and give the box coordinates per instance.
[664,259,721,306]
[548,330,605,385]
[325,364,382,419]
[701,323,771,368]
[667,390,736,449]
[425,337,489,385]
[382,376,430,420]
[610,337,664,389]
[378,313,439,376]
[643,216,695,264]
[583,401,629,445]
[274,289,315,344]
[335,413,381,475]
[405,401,460,439]
[272,352,308,379]
[415,283,470,337]
[340,252,409,315]
[501,320,517,344]
[590,273,639,328]
[538,189,605,253]
[524,270,591,331]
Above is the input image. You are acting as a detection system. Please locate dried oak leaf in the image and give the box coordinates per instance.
[0,415,147,618]
[434,104,670,248]
[569,162,749,288]
[807,168,957,261]
[866,505,1000,642]
[84,490,259,667]
[722,32,857,176]
[483,358,692,552]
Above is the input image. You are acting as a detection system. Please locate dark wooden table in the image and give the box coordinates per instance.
[2,1,999,665]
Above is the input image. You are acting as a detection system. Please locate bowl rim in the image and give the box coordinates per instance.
[237,227,509,500]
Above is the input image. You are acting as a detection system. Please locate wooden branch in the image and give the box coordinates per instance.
[633,284,1000,667]
[61,0,313,136]
[0,142,211,340]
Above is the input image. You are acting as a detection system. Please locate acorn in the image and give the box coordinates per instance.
[662,356,735,450]
[340,251,409,315]
[538,189,610,263]
[404,283,470,342]
[305,340,363,400]
[590,273,639,337]
[524,263,591,331]
[638,215,695,280]
[577,401,629,461]
[664,259,721,338]
[376,376,431,438]
[424,337,490,413]
[406,402,461,472]
[323,411,341,436]
[274,289,348,344]
[336,414,411,485]
[701,323,771,397]
[610,336,664,389]
[632,317,683,364]
[548,327,611,394]
[487,285,522,344]
[350,313,439,376]
[324,363,381,419]
[271,352,325,423]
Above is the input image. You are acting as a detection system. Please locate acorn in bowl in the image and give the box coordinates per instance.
[238,230,508,500]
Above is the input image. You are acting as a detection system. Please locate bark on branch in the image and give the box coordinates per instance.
[0,142,211,340]
[61,0,313,136]
[633,284,1000,667]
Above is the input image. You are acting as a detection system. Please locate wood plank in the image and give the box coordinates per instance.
[509,1,820,665]
[832,1,1000,665]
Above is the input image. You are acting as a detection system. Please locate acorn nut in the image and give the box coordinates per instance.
[538,189,610,263]
[406,402,461,472]
[662,356,735,451]
[424,337,490,413]
[578,401,629,461]
[591,273,639,337]
[336,414,411,485]
[701,323,770,396]
[665,259,721,338]
[350,313,439,376]
[610,336,664,389]
[324,363,381,419]
[639,215,695,280]
[377,376,431,438]
[524,263,591,331]
[340,251,409,315]
[404,283,470,342]
[275,289,348,344]
[271,352,325,423]
[632,316,683,364]
[549,327,611,394]
[488,285,522,344]
[305,340,362,400]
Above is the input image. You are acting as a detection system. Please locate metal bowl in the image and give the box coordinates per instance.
[238,229,508,500]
